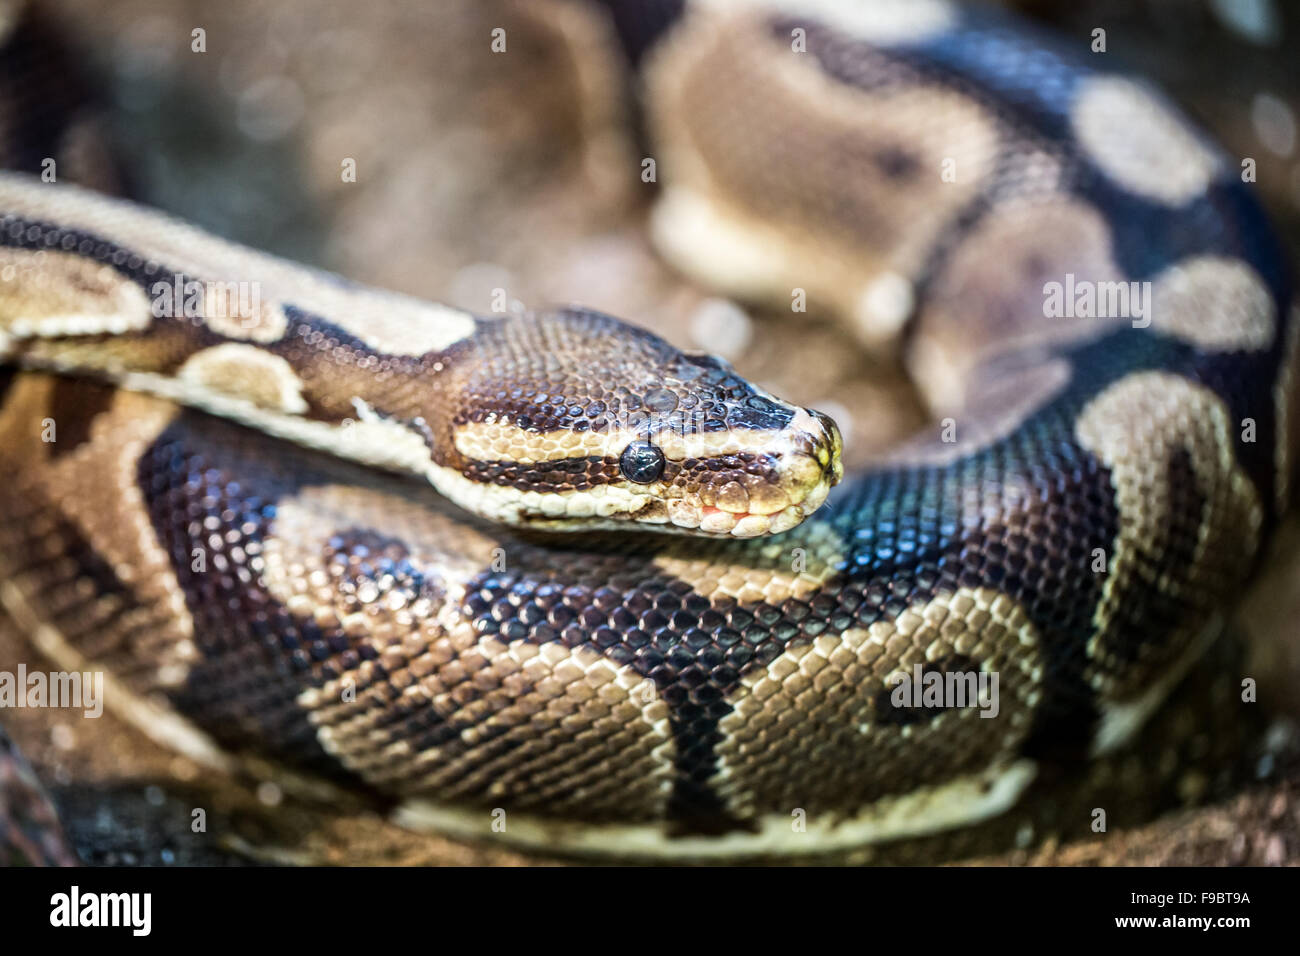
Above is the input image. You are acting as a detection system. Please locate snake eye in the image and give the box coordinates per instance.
[619,440,665,484]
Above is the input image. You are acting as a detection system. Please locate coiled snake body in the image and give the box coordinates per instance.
[0,0,1295,859]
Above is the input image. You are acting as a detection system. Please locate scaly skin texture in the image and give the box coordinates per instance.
[0,180,841,538]
[0,0,1295,859]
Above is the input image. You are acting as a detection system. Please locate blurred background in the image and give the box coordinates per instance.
[3,0,1299,864]
[36,0,1300,467]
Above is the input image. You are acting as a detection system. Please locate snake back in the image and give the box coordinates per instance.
[0,0,1295,859]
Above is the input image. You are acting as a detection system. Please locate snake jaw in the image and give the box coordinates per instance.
[648,405,843,538]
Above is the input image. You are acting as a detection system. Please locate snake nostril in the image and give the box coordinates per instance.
[799,410,841,467]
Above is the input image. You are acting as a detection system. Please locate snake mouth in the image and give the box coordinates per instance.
[661,434,842,537]
[691,479,833,537]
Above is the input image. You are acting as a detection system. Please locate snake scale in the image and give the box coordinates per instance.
[0,0,1295,861]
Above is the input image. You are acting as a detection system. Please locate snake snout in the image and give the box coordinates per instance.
[791,407,845,487]
[751,407,843,533]
[809,408,845,483]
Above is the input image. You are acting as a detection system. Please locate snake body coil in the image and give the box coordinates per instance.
[0,0,1295,859]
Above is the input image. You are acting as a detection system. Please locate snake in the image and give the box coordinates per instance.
[0,0,1295,862]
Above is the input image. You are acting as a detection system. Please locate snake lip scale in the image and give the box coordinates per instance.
[0,0,1295,861]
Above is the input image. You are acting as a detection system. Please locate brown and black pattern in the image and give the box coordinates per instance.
[0,201,841,536]
[0,0,1296,858]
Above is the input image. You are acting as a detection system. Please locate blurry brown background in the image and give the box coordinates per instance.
[3,0,1298,864]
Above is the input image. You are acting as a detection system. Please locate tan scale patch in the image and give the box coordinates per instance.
[0,174,477,355]
[307,639,676,821]
[1148,255,1276,352]
[714,587,1043,820]
[396,758,1037,858]
[261,487,673,818]
[109,368,435,479]
[0,246,152,340]
[886,352,1072,468]
[1075,372,1262,706]
[451,417,797,465]
[644,12,1001,344]
[450,411,830,495]
[198,282,288,342]
[909,195,1123,411]
[257,482,502,628]
[178,343,309,414]
[1070,76,1220,205]
[0,374,198,692]
[430,460,653,526]
[652,518,846,605]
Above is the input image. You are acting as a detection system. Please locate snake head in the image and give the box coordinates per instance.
[438,307,843,537]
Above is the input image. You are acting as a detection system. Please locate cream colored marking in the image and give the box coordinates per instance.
[1090,613,1224,756]
[3,381,200,694]
[260,488,669,814]
[429,460,833,537]
[258,480,675,815]
[788,406,836,458]
[431,460,648,523]
[1276,305,1300,513]
[645,13,999,346]
[447,406,836,534]
[652,185,825,309]
[96,368,435,477]
[453,415,805,469]
[432,451,832,535]
[653,519,845,605]
[1070,77,1220,205]
[855,271,915,343]
[0,247,152,337]
[887,355,1071,467]
[0,581,230,772]
[0,373,495,558]
[259,482,501,616]
[714,587,1042,820]
[311,640,676,818]
[1149,255,1276,351]
[199,283,288,342]
[1076,372,1262,702]
[178,343,309,414]
[909,195,1122,411]
[0,174,477,355]
[696,0,958,45]
[393,759,1037,860]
